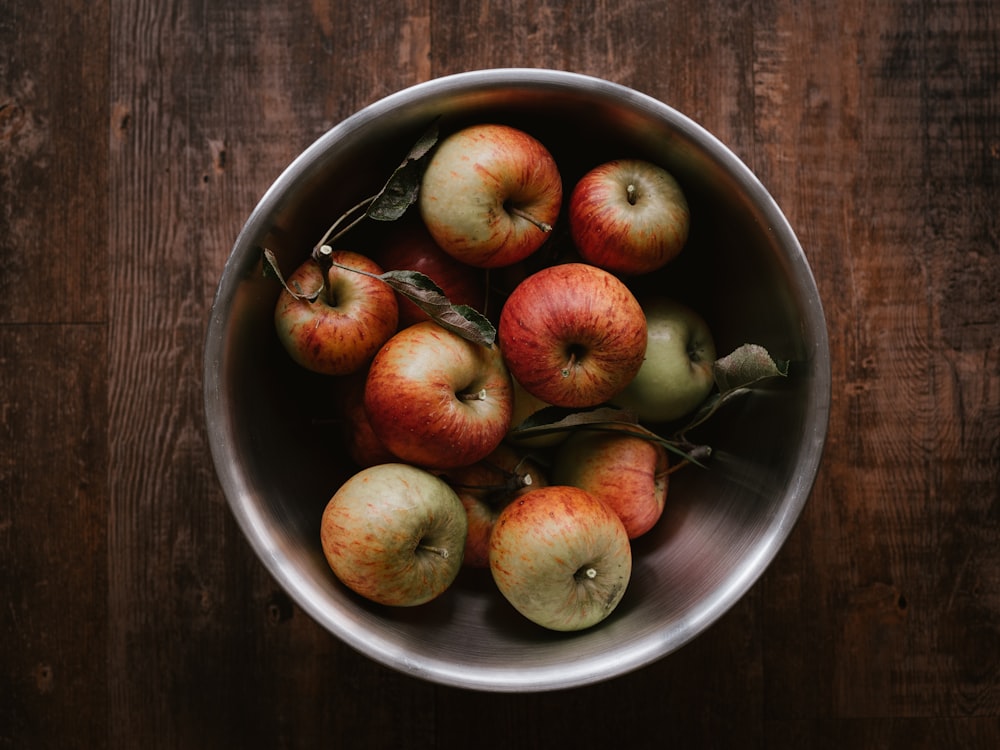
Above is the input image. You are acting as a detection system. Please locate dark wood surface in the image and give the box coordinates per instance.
[3,1,998,747]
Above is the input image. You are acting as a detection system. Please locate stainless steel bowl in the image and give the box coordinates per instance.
[204,69,830,691]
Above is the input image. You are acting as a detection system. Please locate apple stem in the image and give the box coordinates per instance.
[580,567,598,580]
[460,388,487,402]
[626,183,637,205]
[508,205,553,233]
[561,350,578,378]
[418,544,450,559]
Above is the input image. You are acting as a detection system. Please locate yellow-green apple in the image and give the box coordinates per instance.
[489,485,632,631]
[551,429,669,539]
[418,123,563,268]
[274,250,399,375]
[320,463,467,606]
[505,376,566,449]
[438,444,548,568]
[569,159,689,275]
[497,262,647,408]
[364,320,513,470]
[371,219,488,328]
[613,297,717,423]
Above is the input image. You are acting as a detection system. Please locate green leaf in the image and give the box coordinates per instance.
[378,269,496,347]
[365,120,440,222]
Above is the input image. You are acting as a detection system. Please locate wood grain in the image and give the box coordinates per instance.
[2,0,998,747]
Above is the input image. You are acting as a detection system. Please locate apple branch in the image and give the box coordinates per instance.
[509,405,711,466]
[310,119,441,259]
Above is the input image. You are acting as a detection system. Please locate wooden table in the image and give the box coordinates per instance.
[3,1,998,747]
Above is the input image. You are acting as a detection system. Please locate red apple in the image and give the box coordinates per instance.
[335,372,398,468]
[489,485,632,631]
[437,444,548,568]
[372,220,489,328]
[364,320,513,470]
[569,159,690,275]
[419,123,563,268]
[551,429,669,539]
[273,250,399,376]
[497,262,647,408]
[320,462,467,606]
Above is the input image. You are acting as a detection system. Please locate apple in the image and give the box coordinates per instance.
[320,463,467,606]
[551,429,669,539]
[489,485,632,631]
[274,250,399,376]
[364,320,513,470]
[419,123,563,268]
[568,158,690,276]
[505,376,567,448]
[497,262,647,408]
[438,444,548,568]
[372,219,489,327]
[334,372,398,468]
[613,297,717,423]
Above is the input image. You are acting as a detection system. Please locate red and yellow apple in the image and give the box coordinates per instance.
[569,158,689,276]
[273,250,399,376]
[364,321,513,470]
[320,462,467,606]
[498,262,647,408]
[552,429,669,539]
[419,123,563,268]
[489,485,632,631]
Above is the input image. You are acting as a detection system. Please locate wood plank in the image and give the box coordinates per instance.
[1,0,998,745]
[757,0,1000,720]
[0,1,109,325]
[105,0,440,746]
[0,324,109,747]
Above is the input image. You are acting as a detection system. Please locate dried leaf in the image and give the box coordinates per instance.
[510,404,708,465]
[677,344,790,436]
[378,269,496,347]
[511,405,639,436]
[713,343,790,392]
[262,248,322,302]
[365,120,440,222]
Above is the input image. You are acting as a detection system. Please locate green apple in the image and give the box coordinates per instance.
[614,297,717,423]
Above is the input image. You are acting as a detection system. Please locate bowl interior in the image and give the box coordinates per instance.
[205,69,830,691]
